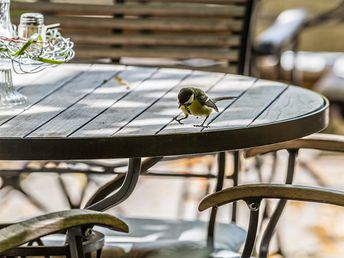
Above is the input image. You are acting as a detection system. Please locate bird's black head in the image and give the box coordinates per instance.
[178,88,194,107]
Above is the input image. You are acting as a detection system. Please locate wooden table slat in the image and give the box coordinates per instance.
[251,86,326,125]
[0,65,125,137]
[28,66,157,137]
[116,70,226,136]
[159,79,287,134]
[202,80,289,130]
[0,63,328,160]
[156,74,256,135]
[71,68,193,138]
[0,65,88,127]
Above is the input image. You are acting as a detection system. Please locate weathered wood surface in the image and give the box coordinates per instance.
[74,46,238,61]
[0,64,328,159]
[11,0,247,72]
[30,66,157,137]
[125,0,248,4]
[0,209,128,253]
[35,17,242,32]
[11,2,246,17]
[69,33,241,47]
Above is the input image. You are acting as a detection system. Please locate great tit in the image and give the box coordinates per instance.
[175,87,236,128]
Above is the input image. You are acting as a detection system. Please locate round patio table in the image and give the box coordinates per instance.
[0,63,328,210]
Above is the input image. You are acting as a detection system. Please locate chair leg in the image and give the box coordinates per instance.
[96,248,103,258]
[259,149,298,258]
[242,199,261,258]
[231,151,240,223]
[68,228,85,258]
[206,152,227,250]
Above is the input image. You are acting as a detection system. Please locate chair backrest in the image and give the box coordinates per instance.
[199,183,344,257]
[11,0,256,74]
[240,133,344,257]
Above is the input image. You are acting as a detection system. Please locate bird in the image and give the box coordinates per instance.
[175,87,237,128]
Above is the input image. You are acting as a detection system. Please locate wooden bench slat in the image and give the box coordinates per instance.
[69,33,241,47]
[12,2,245,17]
[118,62,239,74]
[11,16,241,32]
[74,46,239,61]
[125,0,247,4]
[11,0,248,71]
[49,0,247,5]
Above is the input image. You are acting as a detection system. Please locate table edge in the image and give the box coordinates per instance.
[0,97,329,160]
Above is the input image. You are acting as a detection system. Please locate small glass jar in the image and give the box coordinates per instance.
[18,13,46,41]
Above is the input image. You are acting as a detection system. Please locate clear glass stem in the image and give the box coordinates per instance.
[0,68,28,107]
[0,0,27,107]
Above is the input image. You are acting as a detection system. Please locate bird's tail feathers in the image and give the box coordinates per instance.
[213,96,237,103]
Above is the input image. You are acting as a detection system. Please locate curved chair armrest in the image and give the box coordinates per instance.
[254,8,309,55]
[0,209,128,253]
[199,183,344,211]
[244,133,344,158]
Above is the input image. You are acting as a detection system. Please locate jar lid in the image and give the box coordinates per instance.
[19,13,44,26]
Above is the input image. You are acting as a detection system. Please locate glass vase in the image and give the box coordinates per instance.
[0,0,28,107]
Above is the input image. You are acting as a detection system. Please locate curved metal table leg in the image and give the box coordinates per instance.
[84,157,162,209]
[86,158,142,211]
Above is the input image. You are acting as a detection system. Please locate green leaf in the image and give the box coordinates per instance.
[36,57,65,64]
[13,37,34,56]
[13,33,44,57]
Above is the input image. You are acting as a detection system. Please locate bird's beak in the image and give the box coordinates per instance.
[178,103,182,108]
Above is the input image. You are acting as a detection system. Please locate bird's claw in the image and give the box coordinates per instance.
[173,116,184,125]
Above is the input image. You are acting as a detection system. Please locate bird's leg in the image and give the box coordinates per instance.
[174,114,188,125]
[194,115,210,128]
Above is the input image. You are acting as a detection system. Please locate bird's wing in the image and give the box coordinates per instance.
[205,98,219,112]
[198,92,219,112]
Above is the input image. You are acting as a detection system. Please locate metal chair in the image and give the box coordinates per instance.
[237,133,344,257]
[199,183,344,258]
[0,209,128,258]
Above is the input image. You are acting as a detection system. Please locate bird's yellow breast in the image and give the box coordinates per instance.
[181,99,213,116]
